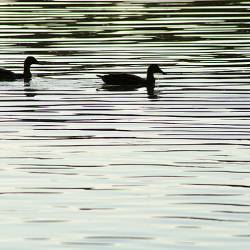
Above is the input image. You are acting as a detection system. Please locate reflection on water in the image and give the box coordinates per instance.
[1,0,250,249]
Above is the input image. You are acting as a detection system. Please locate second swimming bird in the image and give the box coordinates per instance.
[97,64,166,97]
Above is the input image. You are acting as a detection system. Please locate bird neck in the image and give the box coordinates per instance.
[23,62,32,80]
[146,67,158,98]
[146,85,155,97]
[146,68,155,87]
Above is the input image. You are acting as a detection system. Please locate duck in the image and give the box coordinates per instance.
[97,64,166,98]
[0,56,39,81]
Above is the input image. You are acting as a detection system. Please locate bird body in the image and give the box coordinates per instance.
[0,68,21,81]
[97,73,147,87]
[0,56,39,81]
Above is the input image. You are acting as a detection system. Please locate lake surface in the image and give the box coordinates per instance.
[0,0,250,249]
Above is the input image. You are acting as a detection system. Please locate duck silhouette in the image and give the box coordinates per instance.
[0,56,39,81]
[97,64,165,98]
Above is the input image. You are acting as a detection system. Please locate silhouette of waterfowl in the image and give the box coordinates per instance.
[0,56,39,81]
[97,64,166,98]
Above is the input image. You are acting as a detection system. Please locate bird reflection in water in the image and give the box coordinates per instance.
[23,79,37,98]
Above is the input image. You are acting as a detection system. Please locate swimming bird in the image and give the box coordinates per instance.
[97,64,166,98]
[0,56,39,81]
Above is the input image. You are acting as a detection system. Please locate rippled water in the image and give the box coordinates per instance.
[1,0,250,249]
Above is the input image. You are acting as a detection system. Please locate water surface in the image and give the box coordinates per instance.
[0,0,250,249]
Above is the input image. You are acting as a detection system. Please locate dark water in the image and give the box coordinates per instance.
[0,0,250,249]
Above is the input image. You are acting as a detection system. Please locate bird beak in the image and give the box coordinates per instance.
[37,60,48,65]
[159,69,166,75]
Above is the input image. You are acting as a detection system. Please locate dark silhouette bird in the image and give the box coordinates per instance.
[0,56,39,81]
[97,64,165,98]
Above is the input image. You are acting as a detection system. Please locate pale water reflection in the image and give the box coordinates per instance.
[0,0,250,249]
